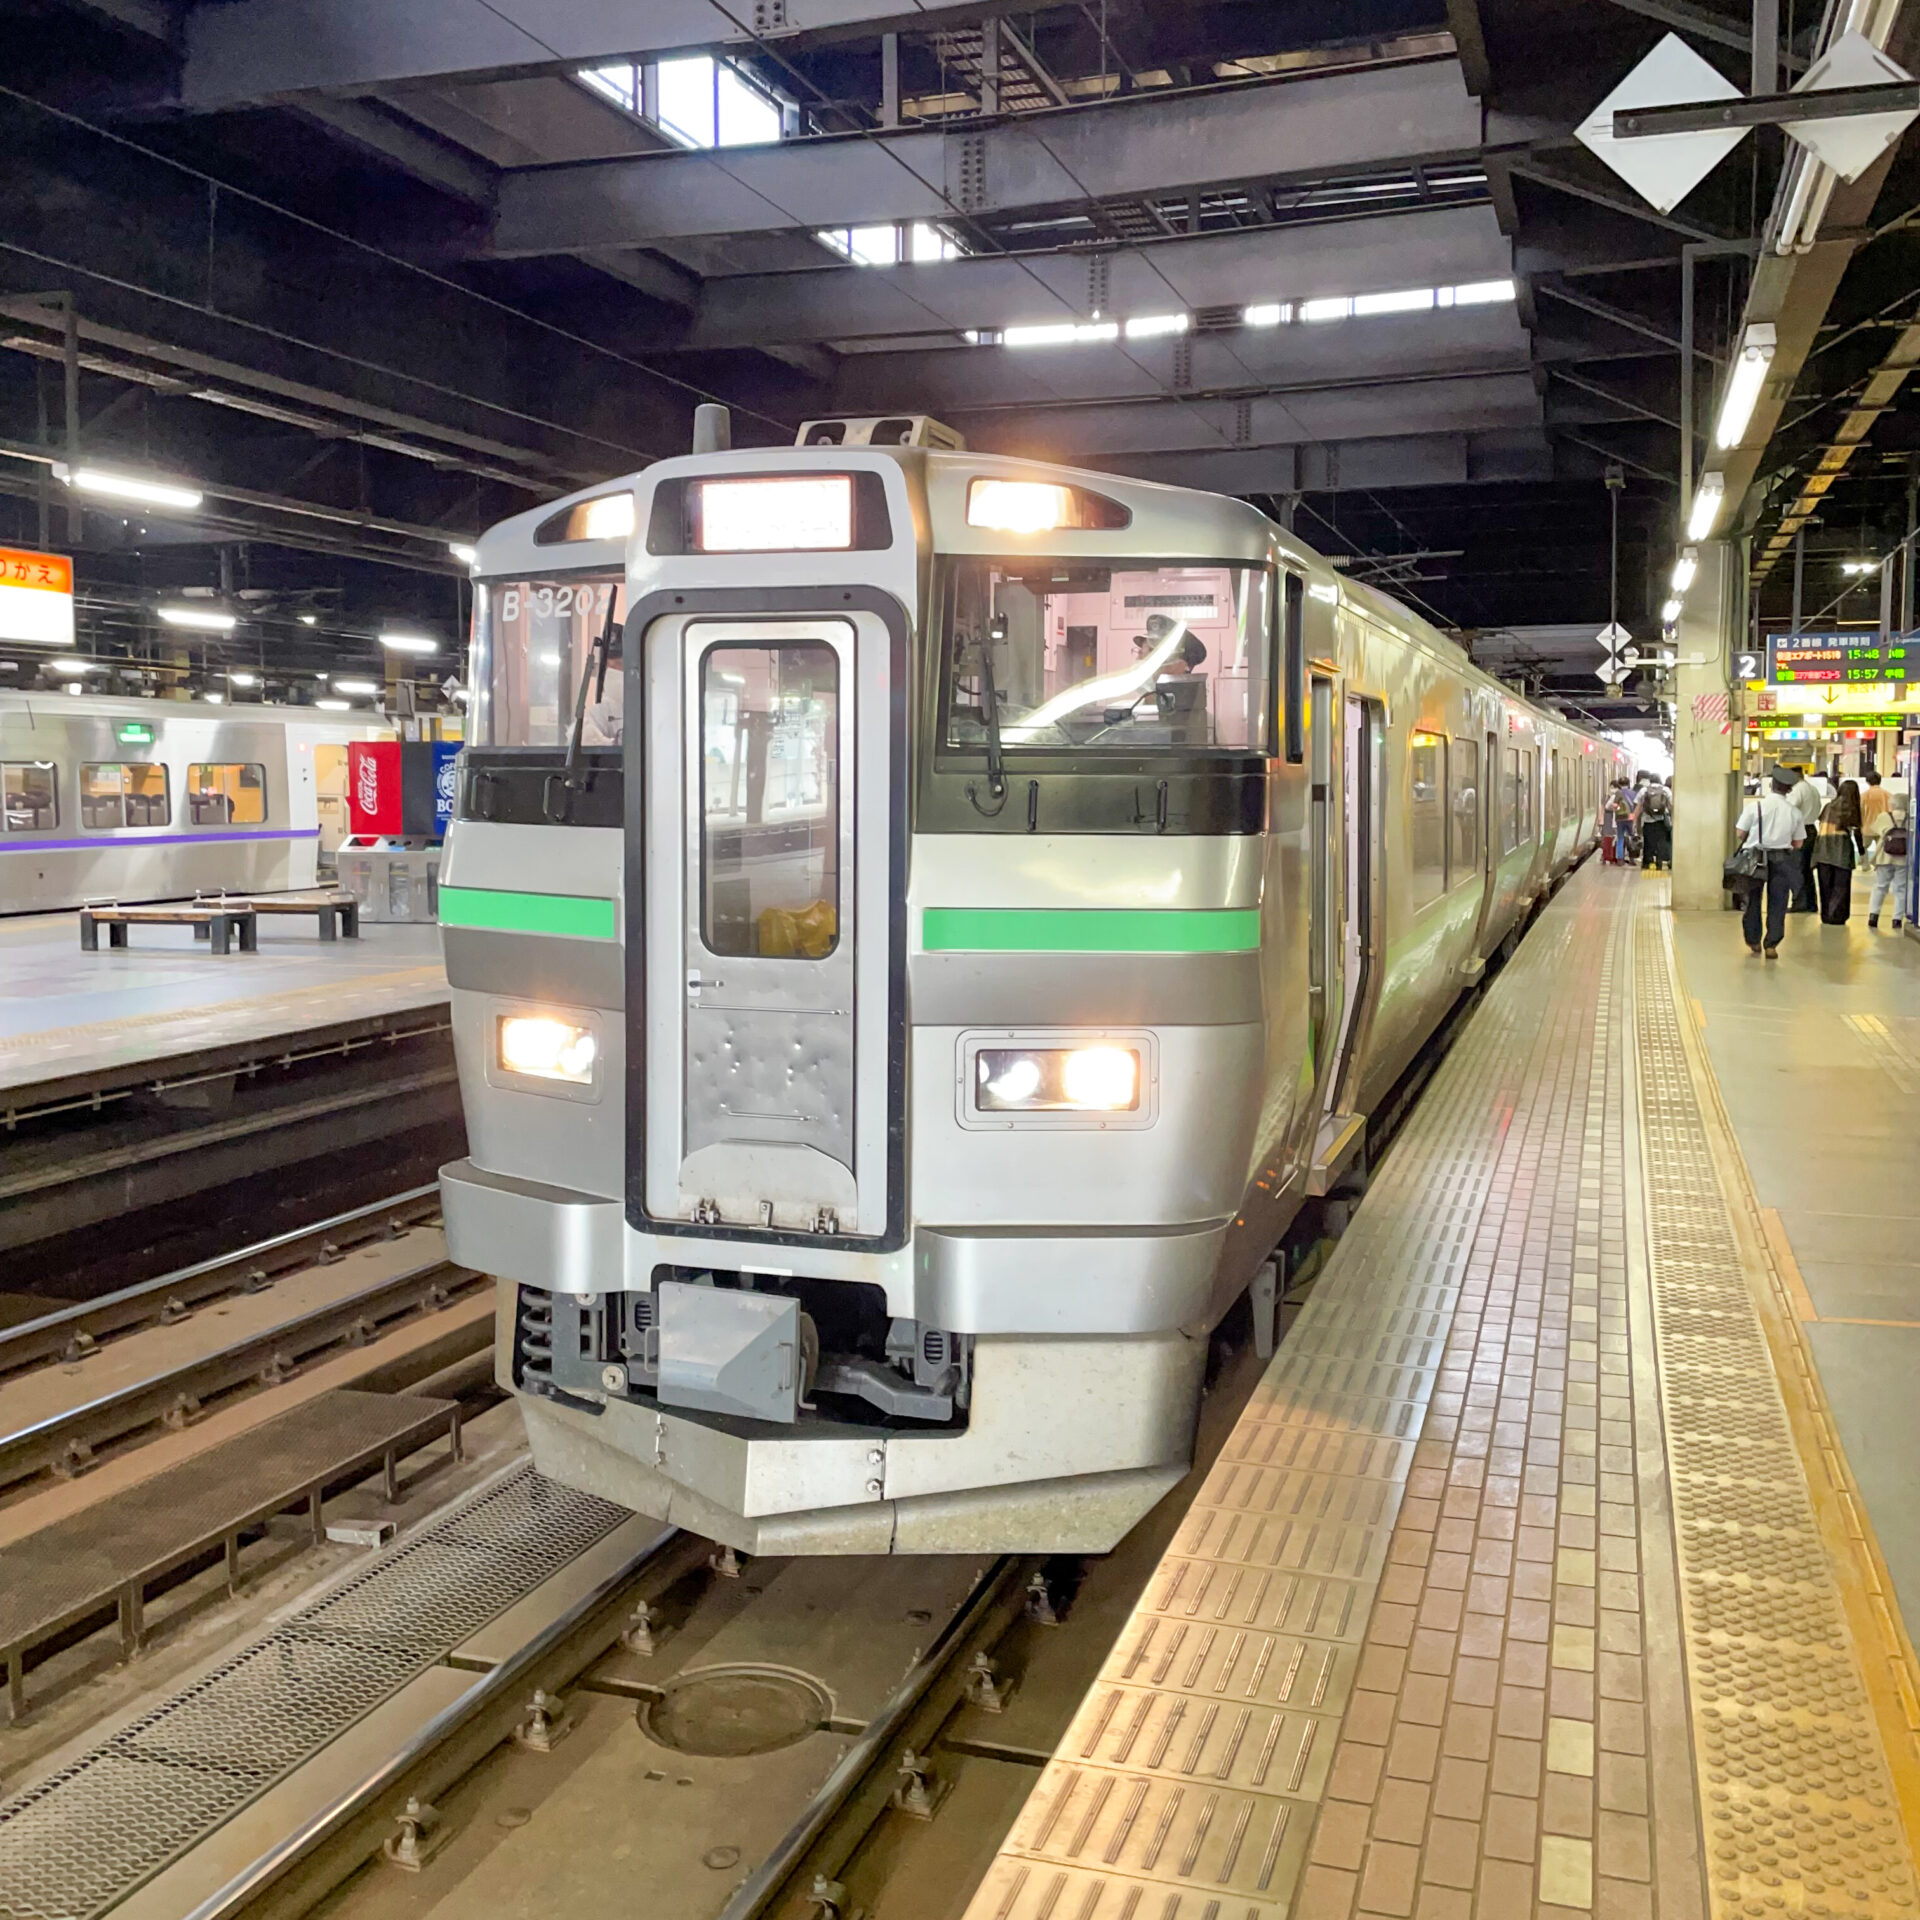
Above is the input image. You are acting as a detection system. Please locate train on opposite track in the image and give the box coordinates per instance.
[0,693,390,913]
[438,415,1631,1554]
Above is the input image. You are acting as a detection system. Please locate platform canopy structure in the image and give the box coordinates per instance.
[0,0,1916,720]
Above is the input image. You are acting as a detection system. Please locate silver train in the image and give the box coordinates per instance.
[0,693,382,912]
[439,424,1630,1554]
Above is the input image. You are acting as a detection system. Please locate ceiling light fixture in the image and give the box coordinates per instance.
[379,631,438,655]
[448,542,479,567]
[1713,322,1776,450]
[1123,312,1189,339]
[1687,471,1726,542]
[1841,558,1880,575]
[1670,548,1698,594]
[229,670,260,687]
[331,677,379,695]
[315,696,352,710]
[157,605,238,633]
[1243,302,1289,327]
[54,464,204,511]
[298,613,319,626]
[1660,597,1683,625]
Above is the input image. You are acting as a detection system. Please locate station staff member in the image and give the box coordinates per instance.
[1737,766,1808,957]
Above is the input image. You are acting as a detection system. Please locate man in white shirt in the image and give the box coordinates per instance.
[1738,767,1809,955]
[1788,769,1825,912]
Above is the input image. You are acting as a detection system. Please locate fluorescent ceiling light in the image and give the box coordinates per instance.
[1353,287,1434,317]
[1003,320,1119,348]
[158,604,237,633]
[1299,296,1352,323]
[1660,597,1683,625]
[1713,322,1776,450]
[331,677,379,695]
[229,670,260,687]
[1670,549,1698,593]
[298,613,318,626]
[316,696,352,710]
[1447,279,1517,306]
[379,631,438,655]
[55,465,204,511]
[63,682,83,696]
[1124,312,1189,339]
[1842,558,1879,575]
[1243,302,1289,327]
[448,542,478,567]
[204,690,224,704]
[48,658,107,673]
[1687,472,1725,541]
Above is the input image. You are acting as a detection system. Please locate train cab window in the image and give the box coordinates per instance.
[475,575,626,750]
[1409,731,1448,909]
[943,558,1273,753]
[188,763,267,826]
[2,762,56,832]
[699,641,839,959]
[1450,738,1480,874]
[81,762,170,830]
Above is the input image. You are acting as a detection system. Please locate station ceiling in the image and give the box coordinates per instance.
[1,0,1916,719]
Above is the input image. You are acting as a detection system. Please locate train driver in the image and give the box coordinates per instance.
[1131,617,1208,678]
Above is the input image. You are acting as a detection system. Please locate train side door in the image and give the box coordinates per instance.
[1307,672,1339,1077]
[641,612,895,1239]
[1329,693,1380,1113]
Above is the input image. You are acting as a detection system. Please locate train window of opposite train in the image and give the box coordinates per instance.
[81,763,170,831]
[2,762,56,832]
[188,763,267,826]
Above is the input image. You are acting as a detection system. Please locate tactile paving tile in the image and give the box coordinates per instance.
[1634,911,1920,1919]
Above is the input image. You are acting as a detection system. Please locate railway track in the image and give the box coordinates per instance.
[0,1189,487,1498]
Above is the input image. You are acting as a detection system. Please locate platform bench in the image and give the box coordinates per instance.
[192,891,360,940]
[0,1386,460,1722]
[80,903,258,955]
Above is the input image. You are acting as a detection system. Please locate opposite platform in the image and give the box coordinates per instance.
[966,861,1920,1920]
[0,910,446,1098]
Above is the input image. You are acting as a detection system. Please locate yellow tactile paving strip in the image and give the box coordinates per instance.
[1637,908,1919,1918]
[964,867,1920,1920]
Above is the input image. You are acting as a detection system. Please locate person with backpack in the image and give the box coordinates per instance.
[1604,778,1634,863]
[1866,789,1910,930]
[1636,776,1673,870]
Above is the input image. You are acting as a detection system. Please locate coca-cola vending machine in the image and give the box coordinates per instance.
[338,740,450,922]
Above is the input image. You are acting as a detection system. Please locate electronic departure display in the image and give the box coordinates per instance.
[1749,712,1910,730]
[1767,631,1915,684]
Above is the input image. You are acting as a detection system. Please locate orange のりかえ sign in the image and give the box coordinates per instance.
[0,547,76,648]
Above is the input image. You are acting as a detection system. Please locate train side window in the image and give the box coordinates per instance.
[1409,731,1447,909]
[81,763,122,830]
[1282,573,1305,763]
[1450,738,1480,875]
[1520,749,1536,840]
[189,763,267,826]
[699,641,839,959]
[2,761,56,832]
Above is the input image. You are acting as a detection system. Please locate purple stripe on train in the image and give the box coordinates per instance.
[0,827,321,854]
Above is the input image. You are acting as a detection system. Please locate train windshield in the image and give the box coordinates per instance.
[943,559,1272,753]
[473,574,626,749]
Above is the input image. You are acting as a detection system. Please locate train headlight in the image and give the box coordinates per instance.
[975,1046,1140,1113]
[498,1014,597,1085]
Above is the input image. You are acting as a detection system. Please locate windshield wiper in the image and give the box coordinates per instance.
[544,590,620,823]
[968,618,1008,815]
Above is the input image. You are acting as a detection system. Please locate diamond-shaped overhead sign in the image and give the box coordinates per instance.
[1577,34,1747,213]
[1785,31,1918,181]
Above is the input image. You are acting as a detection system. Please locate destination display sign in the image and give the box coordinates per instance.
[1748,712,1911,731]
[1767,631,1915,684]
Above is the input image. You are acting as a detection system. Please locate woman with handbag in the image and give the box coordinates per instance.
[1813,777,1865,924]
[1866,789,1910,930]
[1733,768,1806,957]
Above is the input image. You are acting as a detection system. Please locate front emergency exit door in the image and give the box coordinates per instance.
[642,612,894,1239]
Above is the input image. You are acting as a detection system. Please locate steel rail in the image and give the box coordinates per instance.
[0,1253,484,1491]
[717,1557,1028,1920]
[0,1183,445,1380]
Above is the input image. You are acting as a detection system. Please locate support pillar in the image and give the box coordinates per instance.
[1672,538,1743,911]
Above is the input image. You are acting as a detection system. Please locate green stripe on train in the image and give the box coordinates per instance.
[920,907,1260,954]
[438,886,617,940]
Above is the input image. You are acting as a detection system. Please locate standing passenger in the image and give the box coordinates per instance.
[1860,769,1892,841]
[1637,777,1673,870]
[1814,777,1865,924]
[1867,789,1911,931]
[1736,768,1806,957]
[1789,768,1824,911]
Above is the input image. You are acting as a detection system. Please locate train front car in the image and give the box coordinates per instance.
[440,440,1291,1553]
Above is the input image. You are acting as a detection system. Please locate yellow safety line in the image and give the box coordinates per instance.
[1758,1206,1822,1322]
[1664,919,1920,1858]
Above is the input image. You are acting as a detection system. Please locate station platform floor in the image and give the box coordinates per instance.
[0,910,446,1097]
[967,861,1920,1920]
